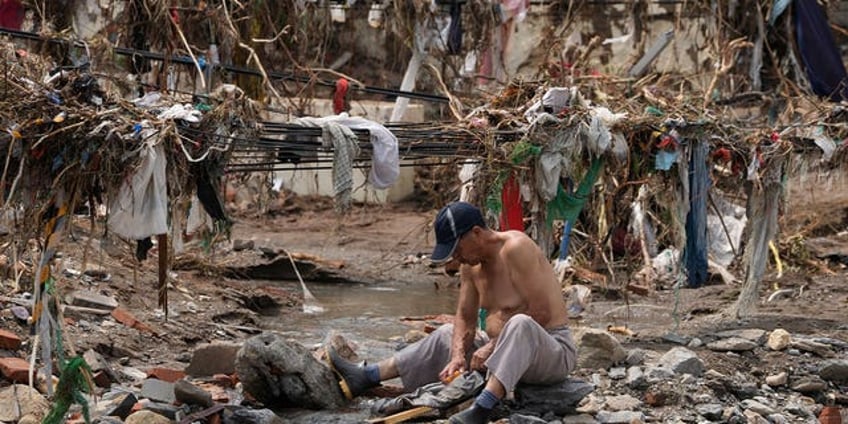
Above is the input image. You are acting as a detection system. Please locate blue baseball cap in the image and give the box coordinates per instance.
[431,202,486,264]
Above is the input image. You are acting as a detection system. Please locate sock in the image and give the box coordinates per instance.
[474,389,499,410]
[364,364,381,384]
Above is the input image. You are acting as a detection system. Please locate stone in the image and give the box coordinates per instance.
[232,239,255,251]
[67,290,118,310]
[658,347,704,376]
[608,367,626,380]
[508,413,547,424]
[742,410,769,424]
[644,384,679,407]
[235,332,345,409]
[626,366,645,389]
[696,403,724,421]
[513,378,594,415]
[141,378,176,404]
[140,401,185,420]
[575,329,627,369]
[174,379,214,408]
[604,394,641,411]
[786,348,800,356]
[716,329,766,343]
[624,349,646,366]
[791,339,834,358]
[645,366,674,383]
[121,367,148,382]
[403,330,427,344]
[729,381,758,400]
[765,372,787,387]
[103,392,137,420]
[766,329,791,351]
[595,410,645,423]
[741,399,776,416]
[687,337,703,348]
[564,414,599,424]
[9,306,29,322]
[790,377,827,394]
[0,384,48,422]
[187,342,241,376]
[18,414,40,424]
[0,357,32,383]
[221,407,288,424]
[819,359,848,382]
[680,374,696,385]
[767,413,788,424]
[707,337,757,352]
[0,329,22,350]
[125,410,171,424]
[575,394,604,414]
[661,333,690,345]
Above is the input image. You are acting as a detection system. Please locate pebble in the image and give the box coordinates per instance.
[765,372,787,387]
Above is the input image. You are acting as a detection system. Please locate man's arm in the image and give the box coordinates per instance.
[450,265,480,363]
[504,237,552,326]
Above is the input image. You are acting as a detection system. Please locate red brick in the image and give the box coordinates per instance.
[92,370,112,388]
[212,373,234,388]
[147,367,186,383]
[0,357,33,383]
[111,308,158,335]
[0,329,22,350]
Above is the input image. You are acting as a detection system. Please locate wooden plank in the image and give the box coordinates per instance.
[367,406,435,424]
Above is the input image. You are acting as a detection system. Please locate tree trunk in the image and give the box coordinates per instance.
[727,153,786,319]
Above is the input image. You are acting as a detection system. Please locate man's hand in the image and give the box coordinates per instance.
[439,356,466,383]
[470,342,494,371]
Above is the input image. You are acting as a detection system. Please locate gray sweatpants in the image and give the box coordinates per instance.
[394,314,577,393]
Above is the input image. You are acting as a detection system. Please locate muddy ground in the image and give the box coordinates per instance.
[2,192,847,422]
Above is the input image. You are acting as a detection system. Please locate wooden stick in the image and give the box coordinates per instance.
[367,406,435,424]
[158,234,168,320]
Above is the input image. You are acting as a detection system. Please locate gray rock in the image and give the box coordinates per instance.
[174,379,214,408]
[125,410,171,424]
[0,385,49,422]
[715,329,766,343]
[811,337,848,349]
[784,401,814,418]
[233,239,255,251]
[645,366,674,383]
[513,378,595,415]
[94,417,124,424]
[608,367,626,380]
[595,410,645,423]
[508,413,547,424]
[743,410,769,424]
[658,347,704,376]
[575,329,627,369]
[767,413,788,424]
[790,377,827,394]
[680,374,697,385]
[696,403,724,421]
[790,339,834,358]
[235,332,345,409]
[67,290,119,310]
[96,392,137,420]
[765,372,787,387]
[222,407,285,424]
[729,381,758,400]
[564,414,599,424]
[624,349,646,366]
[576,393,604,414]
[741,399,776,416]
[707,337,757,352]
[819,359,848,382]
[141,379,175,404]
[10,306,29,321]
[786,348,801,356]
[186,341,242,376]
[604,394,641,411]
[687,337,703,348]
[141,402,185,420]
[625,366,645,389]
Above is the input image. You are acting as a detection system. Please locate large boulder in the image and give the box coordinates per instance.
[235,332,345,409]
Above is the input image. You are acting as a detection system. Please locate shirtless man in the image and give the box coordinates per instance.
[329,201,577,424]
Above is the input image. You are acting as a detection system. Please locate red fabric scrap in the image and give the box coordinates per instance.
[499,173,524,231]
[333,78,349,115]
[0,0,24,30]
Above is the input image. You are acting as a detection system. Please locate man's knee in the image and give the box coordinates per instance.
[504,314,535,331]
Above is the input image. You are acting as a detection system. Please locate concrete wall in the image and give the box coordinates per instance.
[267,98,425,204]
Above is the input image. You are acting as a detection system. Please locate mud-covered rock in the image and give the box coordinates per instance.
[235,332,345,409]
[511,378,594,415]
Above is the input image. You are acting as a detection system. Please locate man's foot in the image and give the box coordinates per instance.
[447,404,493,424]
[326,346,378,399]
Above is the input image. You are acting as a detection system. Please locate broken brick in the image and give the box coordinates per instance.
[111,307,158,335]
[212,373,234,388]
[92,370,112,388]
[0,357,32,383]
[147,367,186,383]
[0,329,22,350]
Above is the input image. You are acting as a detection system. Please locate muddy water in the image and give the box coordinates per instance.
[261,280,458,360]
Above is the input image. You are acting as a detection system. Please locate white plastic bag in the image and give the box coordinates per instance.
[108,143,168,240]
